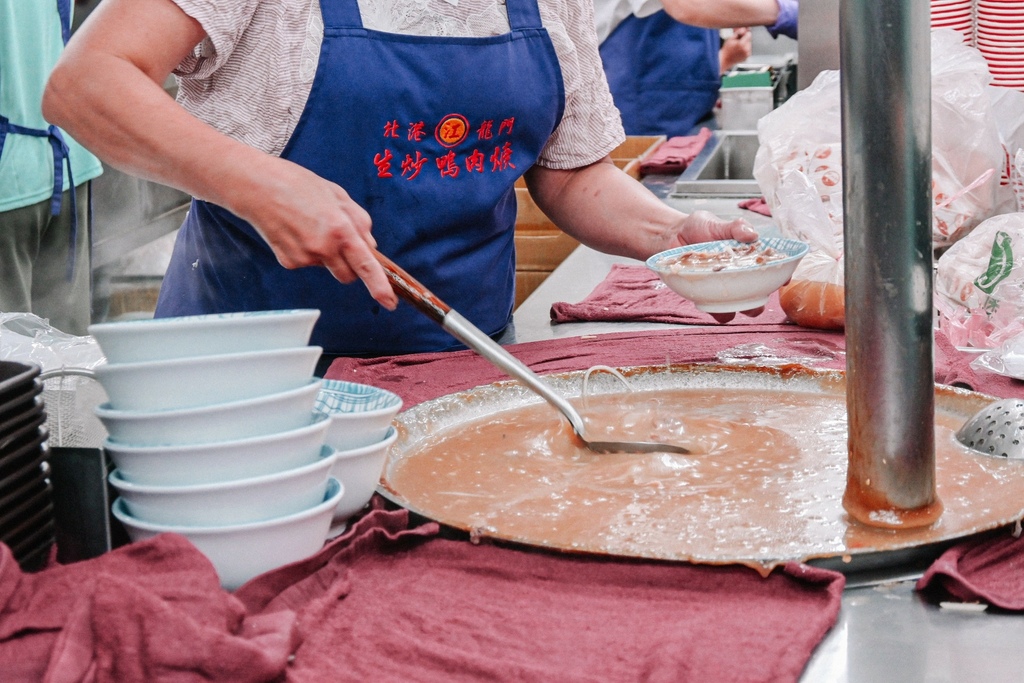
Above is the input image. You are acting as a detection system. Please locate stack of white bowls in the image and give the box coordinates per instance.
[88,310,343,591]
[313,379,403,536]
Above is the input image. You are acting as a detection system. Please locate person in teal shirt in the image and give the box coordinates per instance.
[1,0,103,335]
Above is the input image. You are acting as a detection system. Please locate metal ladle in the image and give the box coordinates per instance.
[373,251,690,455]
[955,398,1024,459]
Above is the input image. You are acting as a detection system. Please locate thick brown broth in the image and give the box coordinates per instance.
[386,387,1024,571]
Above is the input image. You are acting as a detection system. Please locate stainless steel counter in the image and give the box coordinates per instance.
[512,242,1024,682]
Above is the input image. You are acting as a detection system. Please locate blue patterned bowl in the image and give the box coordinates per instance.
[646,238,809,313]
[314,380,403,451]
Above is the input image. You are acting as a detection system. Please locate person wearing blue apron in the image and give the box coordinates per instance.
[155,0,564,360]
[44,0,763,365]
[600,12,722,137]
[0,0,103,335]
[596,0,799,137]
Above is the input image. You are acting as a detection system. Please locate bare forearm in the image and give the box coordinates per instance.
[44,54,267,214]
[42,0,396,307]
[525,158,759,263]
[661,0,779,28]
[524,160,691,261]
[43,0,271,220]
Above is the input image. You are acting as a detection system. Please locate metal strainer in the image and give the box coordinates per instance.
[955,398,1024,459]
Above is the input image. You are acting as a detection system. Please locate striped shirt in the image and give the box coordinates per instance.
[172,0,625,170]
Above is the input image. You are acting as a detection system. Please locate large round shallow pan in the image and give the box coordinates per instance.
[380,364,1024,576]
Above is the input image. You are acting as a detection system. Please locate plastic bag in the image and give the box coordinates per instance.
[754,28,1011,251]
[771,169,845,329]
[0,312,105,370]
[971,329,1024,379]
[988,86,1024,211]
[0,312,107,447]
[935,211,1024,349]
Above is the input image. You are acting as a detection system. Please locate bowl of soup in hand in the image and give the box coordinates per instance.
[646,238,809,313]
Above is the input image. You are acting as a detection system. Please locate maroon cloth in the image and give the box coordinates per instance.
[548,264,790,326]
[235,506,845,683]
[638,128,712,175]
[916,531,1024,611]
[0,506,842,683]
[0,535,296,683]
[326,326,1011,410]
[739,197,773,217]
[326,326,849,409]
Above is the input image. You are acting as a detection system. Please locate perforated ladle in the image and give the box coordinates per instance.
[955,397,1024,459]
[374,251,690,455]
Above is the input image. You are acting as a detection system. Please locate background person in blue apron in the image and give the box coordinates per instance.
[43,0,762,365]
[0,0,103,336]
[595,0,799,136]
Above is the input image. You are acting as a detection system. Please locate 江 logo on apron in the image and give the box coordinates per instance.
[435,113,470,147]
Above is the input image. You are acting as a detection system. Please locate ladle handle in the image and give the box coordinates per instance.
[373,250,588,437]
[375,251,451,324]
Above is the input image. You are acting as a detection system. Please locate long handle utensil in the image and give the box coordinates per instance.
[374,251,689,455]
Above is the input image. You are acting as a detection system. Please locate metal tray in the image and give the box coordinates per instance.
[380,364,1022,576]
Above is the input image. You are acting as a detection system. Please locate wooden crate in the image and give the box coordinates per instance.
[513,186,579,309]
[611,134,666,179]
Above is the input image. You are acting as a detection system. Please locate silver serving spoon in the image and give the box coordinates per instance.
[374,251,690,455]
[955,397,1024,459]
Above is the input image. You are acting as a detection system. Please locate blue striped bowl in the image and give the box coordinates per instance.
[314,380,403,450]
[646,238,809,313]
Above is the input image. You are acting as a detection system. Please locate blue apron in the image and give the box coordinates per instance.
[600,11,720,137]
[0,0,78,279]
[156,0,564,356]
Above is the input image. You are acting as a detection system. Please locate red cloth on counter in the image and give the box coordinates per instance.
[0,535,296,683]
[548,264,789,326]
[325,326,1010,410]
[234,506,846,683]
[0,501,844,683]
[916,530,1024,611]
[326,326,849,409]
[638,128,712,175]
[739,197,773,217]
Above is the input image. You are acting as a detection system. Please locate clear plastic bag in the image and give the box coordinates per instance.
[770,169,845,328]
[754,28,1011,251]
[0,312,108,447]
[971,330,1024,379]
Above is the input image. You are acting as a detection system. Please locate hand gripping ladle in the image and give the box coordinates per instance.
[374,251,690,456]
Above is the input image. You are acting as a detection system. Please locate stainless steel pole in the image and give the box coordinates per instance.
[840,0,940,527]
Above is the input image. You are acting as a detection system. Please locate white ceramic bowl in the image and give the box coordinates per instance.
[315,380,403,450]
[96,379,321,447]
[112,477,343,591]
[646,238,809,313]
[94,345,322,412]
[330,425,398,525]
[103,412,330,486]
[88,309,320,364]
[109,445,337,526]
